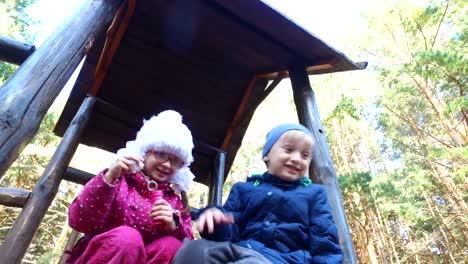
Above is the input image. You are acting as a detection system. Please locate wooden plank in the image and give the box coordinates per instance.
[0,97,96,263]
[130,1,295,73]
[0,0,122,180]
[0,36,35,65]
[289,66,357,264]
[0,187,30,208]
[207,0,361,71]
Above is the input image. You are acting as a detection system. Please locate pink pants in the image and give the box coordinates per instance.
[71,226,182,264]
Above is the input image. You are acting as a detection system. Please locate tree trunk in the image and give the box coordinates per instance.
[429,162,468,219]
[373,193,400,263]
[410,74,466,146]
[331,119,351,174]
[424,196,457,263]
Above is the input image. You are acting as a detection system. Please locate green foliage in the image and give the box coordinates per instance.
[0,61,17,84]
[339,171,373,196]
[1,0,38,42]
[0,0,37,84]
[0,111,79,263]
[361,0,468,261]
[325,95,360,122]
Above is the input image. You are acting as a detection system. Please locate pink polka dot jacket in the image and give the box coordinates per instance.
[68,169,194,244]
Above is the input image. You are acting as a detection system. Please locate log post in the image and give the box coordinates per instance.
[0,97,96,264]
[0,36,35,65]
[0,187,30,208]
[209,151,226,206]
[289,66,357,264]
[63,166,95,185]
[0,0,122,179]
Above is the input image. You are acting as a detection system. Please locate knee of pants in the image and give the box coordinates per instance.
[173,239,215,262]
[100,226,145,250]
[147,236,183,255]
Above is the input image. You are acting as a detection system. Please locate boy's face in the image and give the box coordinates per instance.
[263,130,313,181]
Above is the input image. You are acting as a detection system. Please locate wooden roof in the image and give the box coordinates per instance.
[54,0,366,186]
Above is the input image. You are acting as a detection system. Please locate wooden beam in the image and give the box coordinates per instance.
[0,97,96,263]
[257,60,368,81]
[0,187,30,208]
[289,66,357,264]
[239,75,283,125]
[89,0,136,96]
[208,151,225,206]
[221,76,258,151]
[0,36,35,65]
[0,0,122,180]
[63,166,95,185]
[57,229,81,264]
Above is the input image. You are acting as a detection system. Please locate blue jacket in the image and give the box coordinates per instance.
[201,172,343,264]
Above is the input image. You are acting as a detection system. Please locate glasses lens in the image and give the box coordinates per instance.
[172,158,184,169]
[155,152,184,168]
[155,152,169,162]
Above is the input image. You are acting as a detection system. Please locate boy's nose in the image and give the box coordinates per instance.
[289,152,301,161]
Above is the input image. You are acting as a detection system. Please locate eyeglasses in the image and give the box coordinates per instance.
[153,151,185,169]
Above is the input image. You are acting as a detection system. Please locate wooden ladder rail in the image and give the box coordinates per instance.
[0,96,96,263]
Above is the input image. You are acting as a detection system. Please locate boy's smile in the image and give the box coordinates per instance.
[263,130,313,181]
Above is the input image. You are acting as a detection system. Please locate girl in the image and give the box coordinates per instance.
[67,110,195,264]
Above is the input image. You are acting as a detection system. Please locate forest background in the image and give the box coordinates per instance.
[0,0,466,263]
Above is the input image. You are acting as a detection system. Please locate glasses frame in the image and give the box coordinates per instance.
[152,151,185,169]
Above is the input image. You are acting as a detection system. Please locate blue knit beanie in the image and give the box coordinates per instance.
[262,123,313,158]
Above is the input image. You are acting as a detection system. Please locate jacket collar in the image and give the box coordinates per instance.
[248,172,311,187]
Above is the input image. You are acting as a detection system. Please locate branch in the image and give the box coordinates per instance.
[382,104,454,148]
[390,137,453,169]
[427,62,467,132]
[432,0,451,48]
[415,21,429,51]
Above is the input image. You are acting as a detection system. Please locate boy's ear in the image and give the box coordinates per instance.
[263,155,269,162]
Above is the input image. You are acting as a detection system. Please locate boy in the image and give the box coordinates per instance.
[173,124,343,264]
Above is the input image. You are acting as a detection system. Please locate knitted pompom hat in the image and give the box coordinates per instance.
[116,110,195,192]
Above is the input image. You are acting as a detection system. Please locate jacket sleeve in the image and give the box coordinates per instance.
[170,195,194,240]
[199,183,244,241]
[309,185,343,263]
[68,170,118,234]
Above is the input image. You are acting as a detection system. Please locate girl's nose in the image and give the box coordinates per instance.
[161,159,172,168]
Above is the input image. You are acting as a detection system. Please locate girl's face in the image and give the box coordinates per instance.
[263,130,313,181]
[142,151,184,182]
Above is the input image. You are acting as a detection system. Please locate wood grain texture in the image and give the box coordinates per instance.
[0,0,122,179]
[0,97,95,263]
[290,65,357,264]
[0,36,35,65]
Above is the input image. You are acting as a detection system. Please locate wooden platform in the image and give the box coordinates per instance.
[54,0,366,186]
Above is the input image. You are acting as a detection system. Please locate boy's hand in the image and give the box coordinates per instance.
[150,199,177,233]
[197,208,234,234]
[104,155,144,184]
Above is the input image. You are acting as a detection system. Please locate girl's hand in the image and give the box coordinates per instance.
[104,155,144,184]
[197,208,234,234]
[150,199,177,233]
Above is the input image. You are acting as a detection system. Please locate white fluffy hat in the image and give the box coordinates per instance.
[116,110,195,191]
